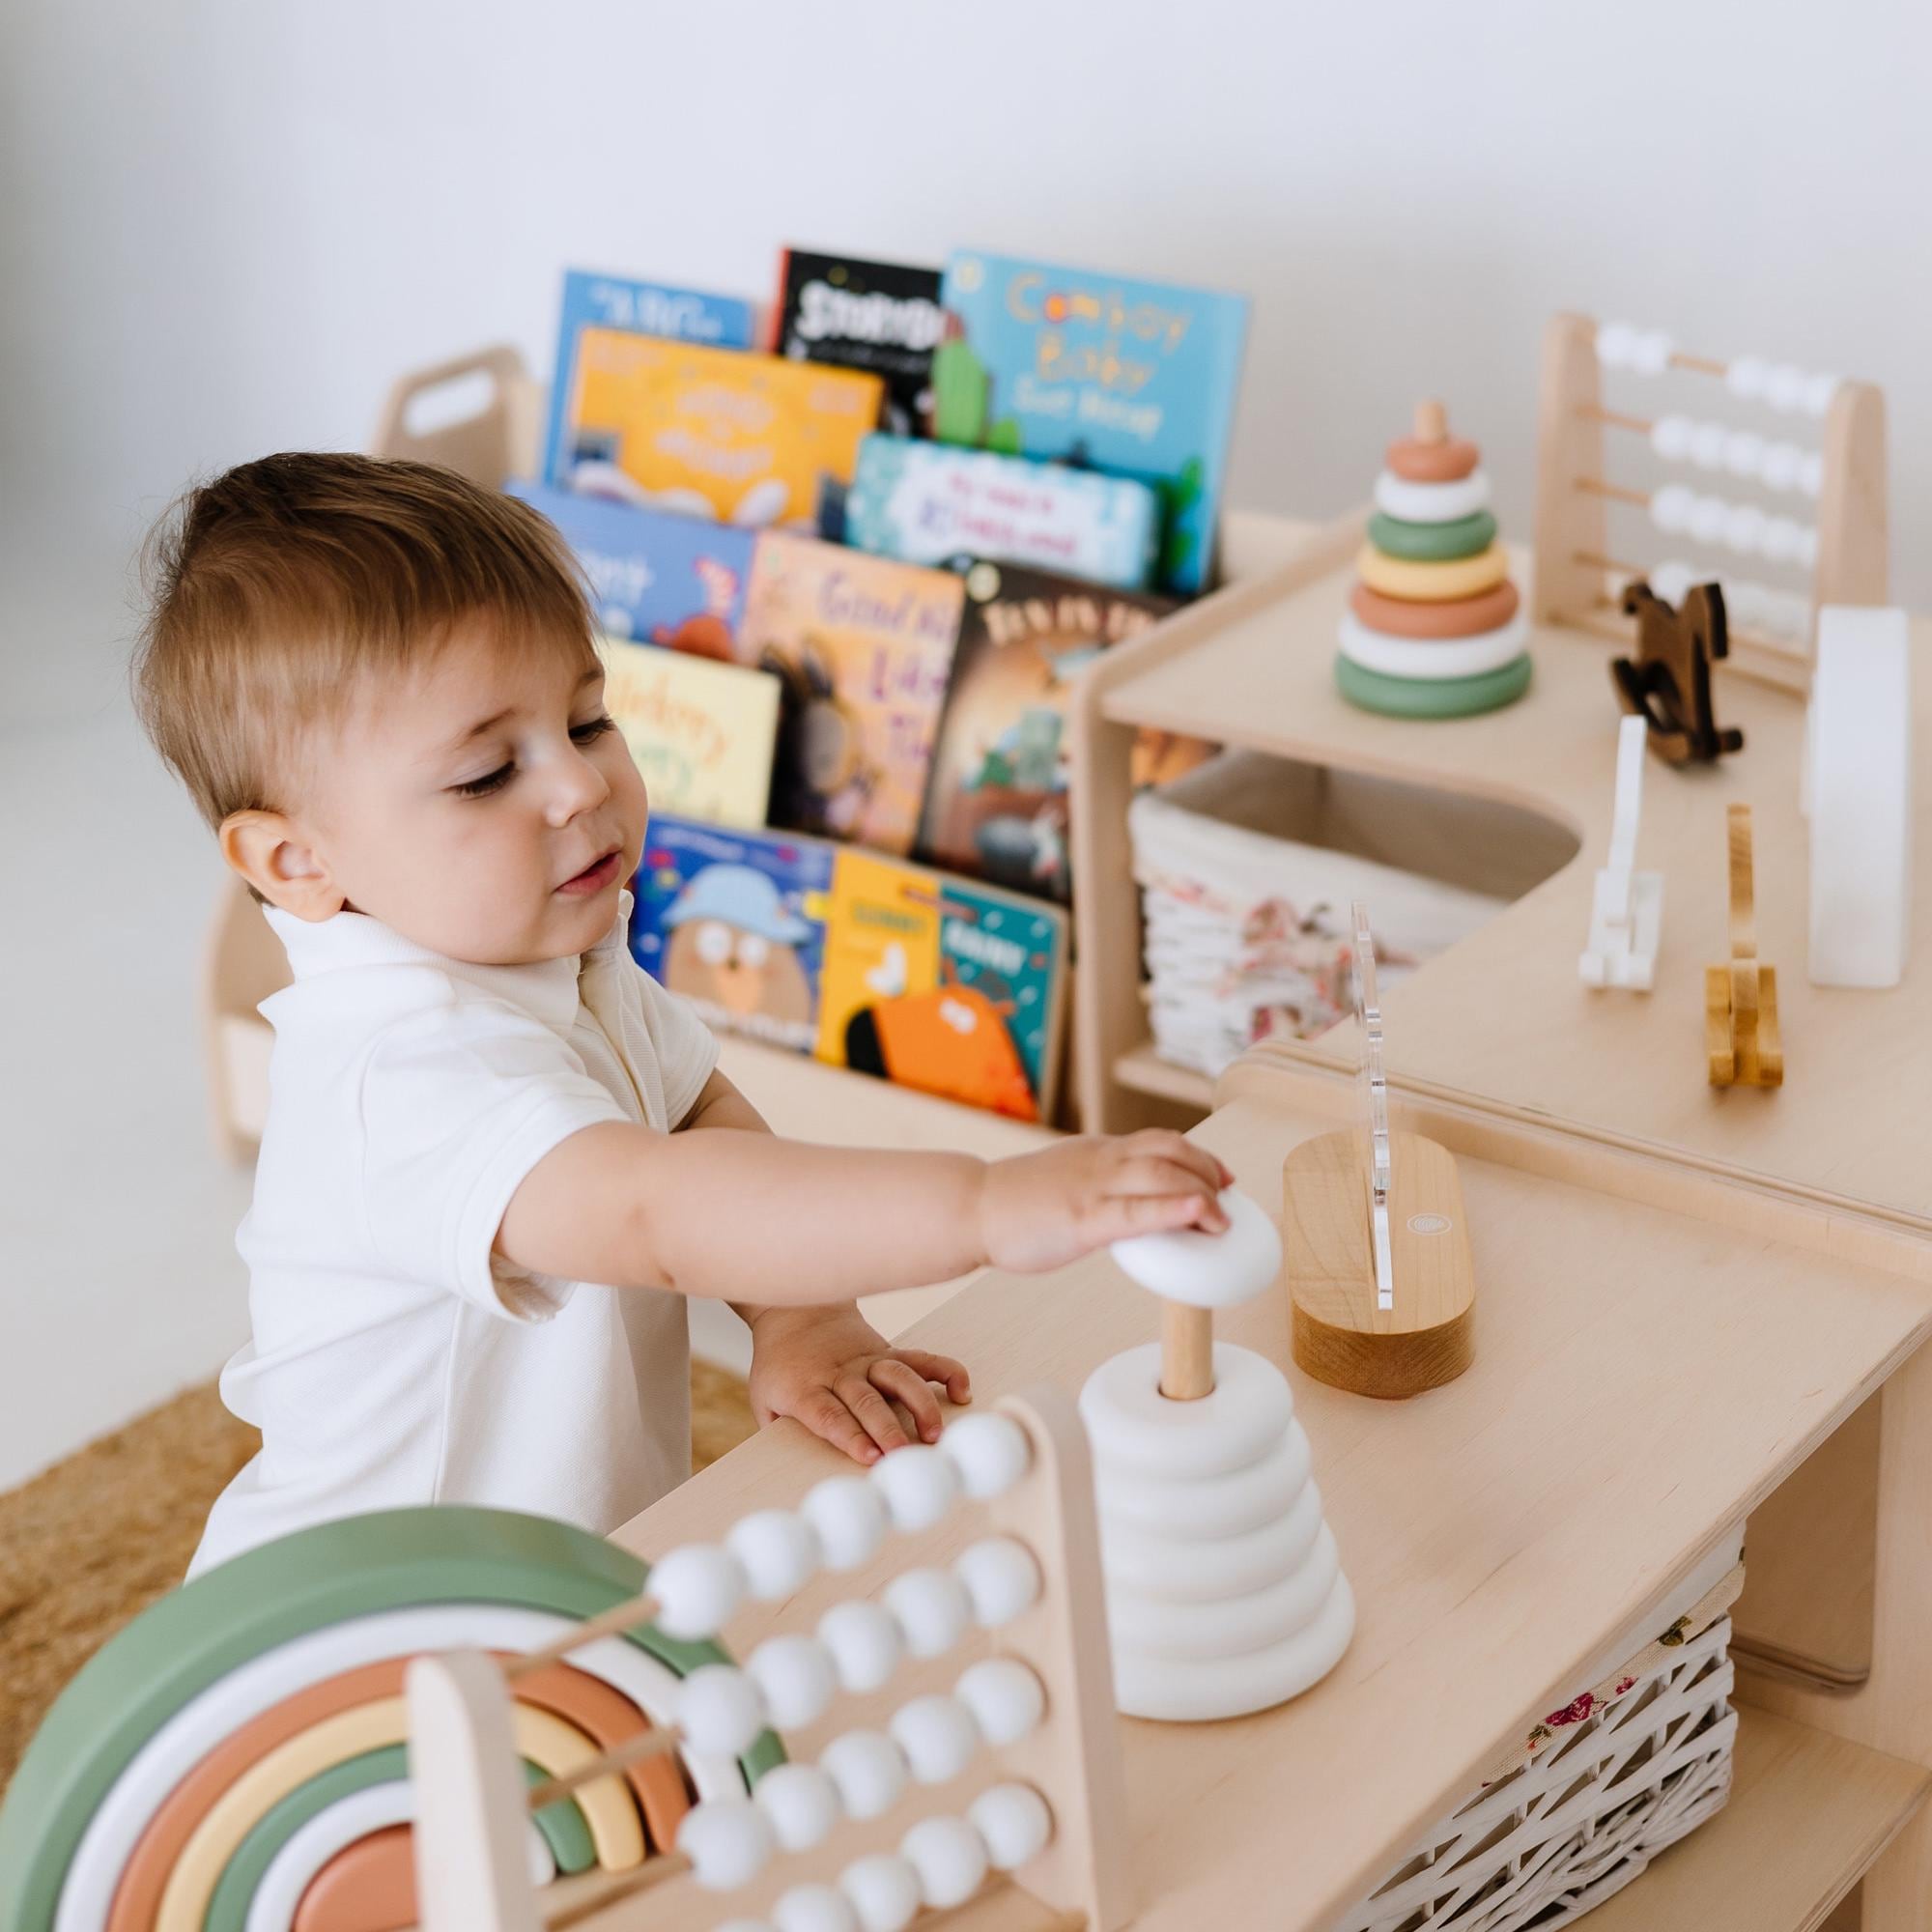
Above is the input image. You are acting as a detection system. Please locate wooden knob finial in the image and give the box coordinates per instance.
[1414,399,1448,444]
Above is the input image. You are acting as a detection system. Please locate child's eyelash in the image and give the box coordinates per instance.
[571,714,616,743]
[450,718,613,800]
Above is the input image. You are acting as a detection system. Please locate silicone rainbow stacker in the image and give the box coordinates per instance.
[1337,401,1533,719]
[1081,1192,1355,1722]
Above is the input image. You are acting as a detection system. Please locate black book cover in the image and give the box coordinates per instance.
[776,249,944,439]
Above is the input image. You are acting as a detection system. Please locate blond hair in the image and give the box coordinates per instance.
[133,452,596,827]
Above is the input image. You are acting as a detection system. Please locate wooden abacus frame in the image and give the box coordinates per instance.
[409,1390,1131,1932]
[1531,311,1889,693]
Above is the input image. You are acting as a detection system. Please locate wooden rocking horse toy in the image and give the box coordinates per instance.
[1613,581,1745,765]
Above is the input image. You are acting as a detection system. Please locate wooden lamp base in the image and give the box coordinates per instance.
[1283,1129,1475,1399]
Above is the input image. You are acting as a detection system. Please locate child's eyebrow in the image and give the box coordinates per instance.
[434,668,601,760]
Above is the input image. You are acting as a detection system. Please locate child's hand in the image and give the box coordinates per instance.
[746,1306,971,1466]
[979,1131,1235,1274]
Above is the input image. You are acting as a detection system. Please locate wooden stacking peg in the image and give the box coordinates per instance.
[1707,802,1783,1087]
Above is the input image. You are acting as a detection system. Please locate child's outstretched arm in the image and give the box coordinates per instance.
[496,1113,1232,1306]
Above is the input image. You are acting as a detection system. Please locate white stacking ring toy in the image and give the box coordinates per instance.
[1086,1189,1356,1721]
[1337,611,1530,682]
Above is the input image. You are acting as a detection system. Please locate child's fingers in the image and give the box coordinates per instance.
[1107,1161,1231,1232]
[1120,1130,1228,1194]
[1092,1191,1225,1245]
[868,1358,945,1443]
[836,1374,915,1457]
[890,1349,973,1405]
[794,1388,882,1466]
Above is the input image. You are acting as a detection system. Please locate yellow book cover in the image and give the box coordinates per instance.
[812,847,944,1070]
[599,639,780,831]
[567,330,884,528]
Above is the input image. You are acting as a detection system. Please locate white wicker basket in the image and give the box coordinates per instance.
[1336,1600,1739,1931]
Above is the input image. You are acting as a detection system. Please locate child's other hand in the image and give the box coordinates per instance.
[979,1131,1235,1274]
[746,1306,971,1467]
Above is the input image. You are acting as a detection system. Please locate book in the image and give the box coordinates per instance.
[630,815,1069,1119]
[841,435,1160,591]
[539,270,755,490]
[507,482,753,657]
[915,559,1213,899]
[561,332,884,530]
[630,817,832,1056]
[932,251,1249,595]
[739,533,963,856]
[773,249,945,440]
[597,639,781,831]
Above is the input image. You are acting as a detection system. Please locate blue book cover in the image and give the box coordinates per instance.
[540,270,755,490]
[932,252,1248,596]
[630,815,832,1056]
[508,481,754,656]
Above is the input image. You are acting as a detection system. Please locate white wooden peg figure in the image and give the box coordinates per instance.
[1581,714,1664,989]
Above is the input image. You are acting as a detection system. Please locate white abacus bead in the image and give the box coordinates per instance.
[969,1782,1053,1871]
[1722,428,1764,478]
[748,1633,838,1730]
[954,1658,1047,1747]
[728,1510,821,1602]
[870,1444,962,1533]
[755,1762,843,1853]
[1760,440,1804,492]
[1796,526,1820,571]
[1721,503,1766,555]
[900,1815,990,1910]
[818,1600,904,1692]
[890,1693,980,1785]
[1650,559,1695,606]
[1689,419,1727,469]
[1651,483,1695,535]
[1595,320,1639,369]
[1650,413,1693,462]
[678,1799,777,1890]
[1802,371,1839,416]
[773,1884,860,1932]
[677,1663,768,1758]
[939,1411,1031,1500]
[820,1728,911,1820]
[1798,451,1825,497]
[1762,517,1804,565]
[1631,327,1673,374]
[1688,494,1727,545]
[883,1567,974,1659]
[840,1853,923,1932]
[650,1544,748,1640]
[954,1536,1042,1629]
[1766,362,1808,412]
[1726,578,1767,627]
[1727,355,1772,402]
[1781,593,1817,639]
[803,1475,889,1572]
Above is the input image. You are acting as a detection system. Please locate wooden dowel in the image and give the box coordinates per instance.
[1413,398,1447,443]
[1575,475,1651,509]
[527,1727,680,1810]
[1669,350,1729,378]
[544,1852,692,1929]
[1576,403,1655,435]
[1159,1300,1214,1401]
[503,1593,660,1680]
[1574,550,1646,578]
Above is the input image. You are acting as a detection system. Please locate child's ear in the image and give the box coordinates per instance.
[218,810,346,921]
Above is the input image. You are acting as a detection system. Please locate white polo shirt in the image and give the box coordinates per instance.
[188,891,720,1578]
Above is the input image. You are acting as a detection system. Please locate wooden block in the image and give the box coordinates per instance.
[1284,1129,1475,1399]
[1709,805,1783,1089]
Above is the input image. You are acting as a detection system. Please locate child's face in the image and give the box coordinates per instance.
[249,621,648,964]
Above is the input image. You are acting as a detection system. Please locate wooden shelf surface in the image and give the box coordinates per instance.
[1111,1041,1214,1111]
[1583,1706,1930,1932]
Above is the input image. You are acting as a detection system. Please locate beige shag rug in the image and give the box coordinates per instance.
[0,1362,755,1791]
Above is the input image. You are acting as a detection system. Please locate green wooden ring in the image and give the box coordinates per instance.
[203,1746,595,1932]
[0,1507,782,1932]
[1367,509,1498,563]
[1333,650,1533,719]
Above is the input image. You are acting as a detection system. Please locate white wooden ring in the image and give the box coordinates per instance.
[1105,1524,1343,1659]
[1373,468,1492,524]
[1095,1476,1325,1604]
[1109,1188,1282,1308]
[1079,1343,1293,1480]
[1094,1419,1313,1542]
[1338,612,1528,681]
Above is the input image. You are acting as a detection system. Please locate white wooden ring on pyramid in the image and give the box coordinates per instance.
[1109,1190,1282,1308]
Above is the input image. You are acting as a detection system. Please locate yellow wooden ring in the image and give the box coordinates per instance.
[156,1697,643,1930]
[1356,542,1509,603]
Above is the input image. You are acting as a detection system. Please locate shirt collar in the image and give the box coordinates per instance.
[263,891,634,1037]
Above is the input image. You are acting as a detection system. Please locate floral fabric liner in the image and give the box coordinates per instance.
[1477,1562,1747,1788]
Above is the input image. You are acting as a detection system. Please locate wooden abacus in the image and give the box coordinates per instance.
[409,1394,1130,1932]
[1532,312,1889,693]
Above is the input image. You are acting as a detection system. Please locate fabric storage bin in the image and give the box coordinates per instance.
[1336,1531,1745,1930]
[1128,750,1577,1077]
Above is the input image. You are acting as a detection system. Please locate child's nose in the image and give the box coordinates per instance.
[547,747,611,824]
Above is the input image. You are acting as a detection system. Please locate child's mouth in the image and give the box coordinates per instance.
[557,850,623,896]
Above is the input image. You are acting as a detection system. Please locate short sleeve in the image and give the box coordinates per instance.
[633,964,721,1128]
[358,1000,628,1321]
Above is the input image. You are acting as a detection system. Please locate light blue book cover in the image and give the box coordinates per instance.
[539,270,755,489]
[933,252,1248,595]
[508,481,754,655]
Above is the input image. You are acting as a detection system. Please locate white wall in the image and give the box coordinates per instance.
[1,0,1926,1481]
